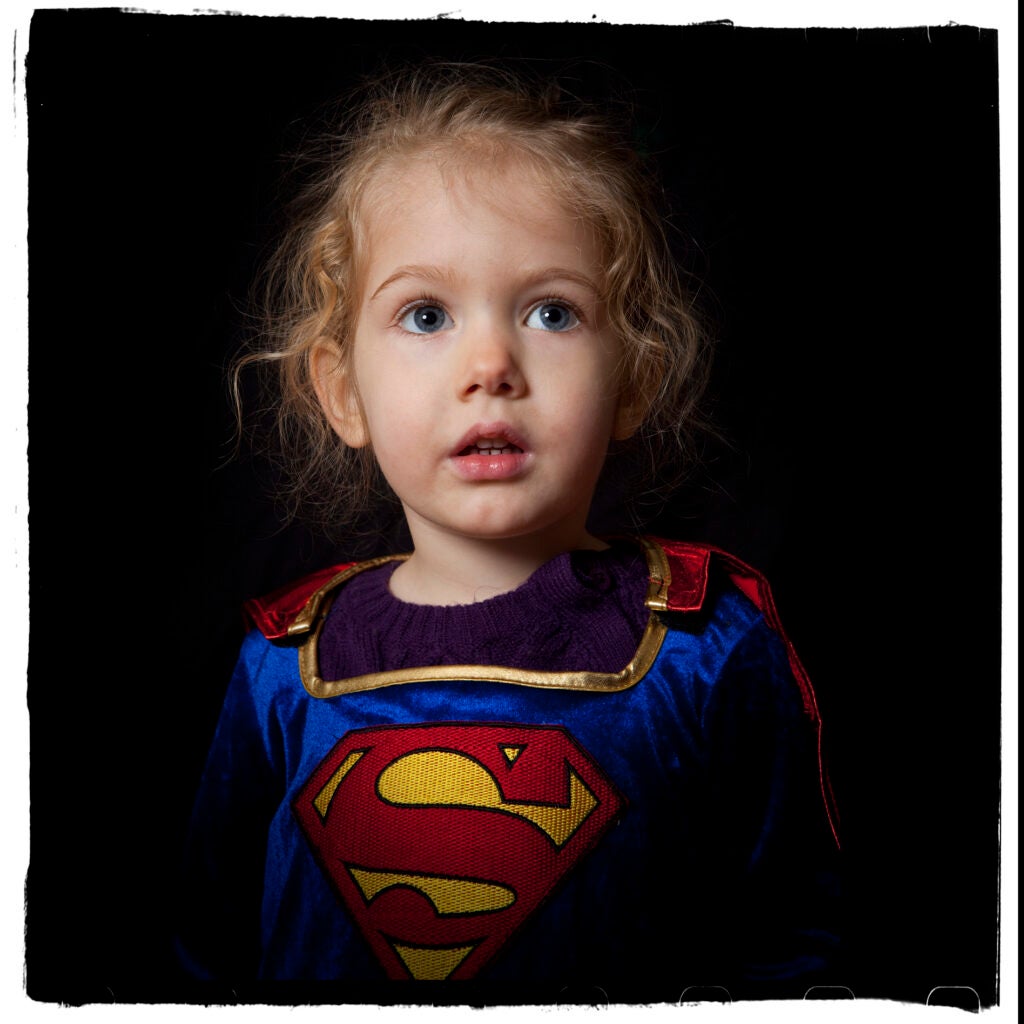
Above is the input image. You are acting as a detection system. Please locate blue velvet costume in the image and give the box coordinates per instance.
[179,538,840,1000]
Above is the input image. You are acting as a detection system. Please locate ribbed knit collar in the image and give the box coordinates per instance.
[318,542,650,681]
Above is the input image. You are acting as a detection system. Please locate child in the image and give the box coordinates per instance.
[179,63,840,1002]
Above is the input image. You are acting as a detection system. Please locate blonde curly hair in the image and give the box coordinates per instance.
[234,62,713,537]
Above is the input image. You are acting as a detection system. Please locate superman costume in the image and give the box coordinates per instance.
[178,537,840,1001]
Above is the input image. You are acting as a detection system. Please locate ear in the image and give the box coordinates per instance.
[310,338,370,448]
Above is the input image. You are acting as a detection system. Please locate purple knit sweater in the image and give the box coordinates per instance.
[317,542,651,680]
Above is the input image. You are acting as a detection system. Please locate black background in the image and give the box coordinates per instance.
[24,9,1003,1009]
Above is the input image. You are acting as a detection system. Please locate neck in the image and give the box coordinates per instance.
[390,522,607,606]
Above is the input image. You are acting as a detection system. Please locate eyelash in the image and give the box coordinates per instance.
[530,296,586,328]
[393,295,446,326]
[391,295,586,331]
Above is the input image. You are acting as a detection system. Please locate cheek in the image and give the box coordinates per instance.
[548,361,621,444]
[354,373,436,482]
[350,338,402,435]
[361,367,435,425]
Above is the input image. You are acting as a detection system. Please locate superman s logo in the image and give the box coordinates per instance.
[293,723,625,981]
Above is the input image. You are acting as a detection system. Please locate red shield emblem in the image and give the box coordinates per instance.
[293,722,625,980]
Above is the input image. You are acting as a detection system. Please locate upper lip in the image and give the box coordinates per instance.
[451,422,529,456]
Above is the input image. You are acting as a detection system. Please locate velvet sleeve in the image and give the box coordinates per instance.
[174,635,284,982]
[697,613,842,998]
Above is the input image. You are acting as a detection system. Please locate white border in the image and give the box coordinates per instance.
[3,4,1017,1022]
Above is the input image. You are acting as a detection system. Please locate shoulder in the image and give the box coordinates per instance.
[647,535,782,619]
[234,538,818,721]
[648,536,819,722]
[242,554,409,640]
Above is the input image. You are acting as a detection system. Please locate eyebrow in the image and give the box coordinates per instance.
[368,265,602,302]
[369,265,460,301]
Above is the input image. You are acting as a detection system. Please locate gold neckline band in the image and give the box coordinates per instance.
[291,537,673,698]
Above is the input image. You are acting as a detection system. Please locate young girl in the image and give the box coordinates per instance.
[179,64,840,1002]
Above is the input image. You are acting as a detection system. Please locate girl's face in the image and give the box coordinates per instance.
[319,156,636,558]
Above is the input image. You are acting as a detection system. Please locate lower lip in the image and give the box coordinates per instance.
[449,451,530,481]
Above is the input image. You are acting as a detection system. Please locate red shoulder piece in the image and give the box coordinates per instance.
[243,562,356,640]
[652,536,817,723]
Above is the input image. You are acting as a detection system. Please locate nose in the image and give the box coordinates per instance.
[457,323,526,399]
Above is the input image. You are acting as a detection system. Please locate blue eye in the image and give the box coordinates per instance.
[526,302,579,332]
[400,304,451,334]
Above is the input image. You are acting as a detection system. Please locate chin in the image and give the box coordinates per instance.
[459,518,589,548]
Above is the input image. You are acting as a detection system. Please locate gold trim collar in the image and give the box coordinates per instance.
[293,537,672,699]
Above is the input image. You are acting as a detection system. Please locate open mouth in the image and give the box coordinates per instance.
[457,438,524,457]
[450,427,530,480]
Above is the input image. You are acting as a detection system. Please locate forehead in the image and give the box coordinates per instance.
[356,152,603,279]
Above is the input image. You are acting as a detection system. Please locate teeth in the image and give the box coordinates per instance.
[471,437,520,455]
[458,437,523,456]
